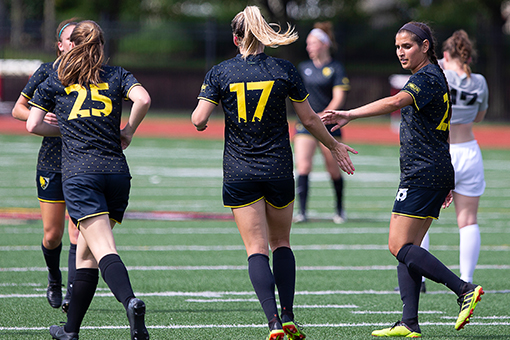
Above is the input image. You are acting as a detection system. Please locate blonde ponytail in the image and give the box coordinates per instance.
[231,6,298,59]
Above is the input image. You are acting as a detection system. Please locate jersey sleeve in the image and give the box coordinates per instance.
[402,72,433,111]
[197,67,220,105]
[120,67,141,100]
[28,76,56,112]
[287,63,309,102]
[478,75,489,112]
[21,63,53,100]
[332,62,350,91]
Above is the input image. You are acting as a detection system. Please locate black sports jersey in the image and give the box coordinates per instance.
[21,62,62,172]
[298,59,350,112]
[198,53,308,182]
[400,63,454,189]
[29,65,140,181]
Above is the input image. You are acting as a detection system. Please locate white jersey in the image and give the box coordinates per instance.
[444,70,489,125]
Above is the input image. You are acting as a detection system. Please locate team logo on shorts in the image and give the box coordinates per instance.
[396,188,408,201]
[39,176,50,190]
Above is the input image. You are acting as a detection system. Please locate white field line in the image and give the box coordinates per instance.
[1,289,509,299]
[1,321,510,332]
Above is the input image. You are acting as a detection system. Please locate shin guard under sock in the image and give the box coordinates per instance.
[248,253,279,322]
[459,224,480,283]
[272,247,296,319]
[65,268,98,334]
[42,242,62,283]
[297,175,309,216]
[66,243,77,297]
[397,243,464,296]
[98,254,135,310]
[397,262,421,333]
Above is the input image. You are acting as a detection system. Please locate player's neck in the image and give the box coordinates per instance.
[312,53,331,68]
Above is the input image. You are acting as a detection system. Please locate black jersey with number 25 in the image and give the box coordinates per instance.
[29,66,140,181]
[198,53,309,183]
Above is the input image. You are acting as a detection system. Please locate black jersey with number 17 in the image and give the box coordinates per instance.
[29,65,140,181]
[198,53,309,182]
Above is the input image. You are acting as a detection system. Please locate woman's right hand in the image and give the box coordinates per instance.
[330,142,357,175]
[321,110,351,132]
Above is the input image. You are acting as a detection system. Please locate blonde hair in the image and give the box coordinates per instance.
[442,29,475,78]
[231,6,298,59]
[57,20,105,87]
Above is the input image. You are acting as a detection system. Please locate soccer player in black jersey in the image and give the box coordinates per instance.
[11,19,79,312]
[27,20,150,340]
[323,22,484,337]
[192,6,356,340]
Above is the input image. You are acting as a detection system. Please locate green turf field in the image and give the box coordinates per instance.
[0,133,509,339]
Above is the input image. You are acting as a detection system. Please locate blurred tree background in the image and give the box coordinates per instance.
[0,0,509,120]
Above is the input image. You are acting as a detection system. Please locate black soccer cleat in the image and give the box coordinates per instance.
[49,325,79,340]
[127,298,150,340]
[47,281,63,308]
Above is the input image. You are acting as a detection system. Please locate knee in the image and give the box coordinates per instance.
[43,229,65,248]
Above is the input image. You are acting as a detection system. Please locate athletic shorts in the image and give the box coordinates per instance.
[36,170,65,203]
[223,178,295,209]
[450,140,485,197]
[63,173,131,227]
[295,122,342,138]
[392,187,450,220]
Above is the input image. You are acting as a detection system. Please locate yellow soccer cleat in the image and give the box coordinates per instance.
[266,328,284,340]
[455,285,484,330]
[371,321,422,338]
[283,320,306,340]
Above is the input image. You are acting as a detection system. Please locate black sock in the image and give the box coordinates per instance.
[66,243,77,298]
[297,175,309,215]
[397,243,465,296]
[397,262,421,333]
[332,177,344,214]
[65,268,98,334]
[42,242,62,283]
[98,254,135,310]
[272,247,296,320]
[248,253,278,322]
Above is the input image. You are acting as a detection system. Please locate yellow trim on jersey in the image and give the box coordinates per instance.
[333,84,351,91]
[28,101,49,112]
[38,198,66,204]
[225,196,264,209]
[266,198,295,210]
[197,97,219,105]
[125,83,142,100]
[289,93,309,103]
[21,92,32,100]
[392,212,438,220]
[402,90,419,110]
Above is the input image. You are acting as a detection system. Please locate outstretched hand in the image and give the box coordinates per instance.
[331,142,358,175]
[321,110,351,132]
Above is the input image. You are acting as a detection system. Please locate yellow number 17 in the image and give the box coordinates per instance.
[230,81,274,123]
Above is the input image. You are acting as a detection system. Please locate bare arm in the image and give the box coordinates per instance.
[12,95,31,121]
[319,86,347,114]
[322,91,414,131]
[121,85,151,150]
[191,99,216,131]
[293,99,357,174]
[26,107,61,136]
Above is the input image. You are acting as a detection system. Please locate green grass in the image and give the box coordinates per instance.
[0,133,509,339]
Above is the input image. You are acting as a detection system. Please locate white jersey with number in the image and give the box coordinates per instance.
[444,70,489,125]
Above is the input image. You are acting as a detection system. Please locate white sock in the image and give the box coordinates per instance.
[420,232,430,283]
[459,224,481,283]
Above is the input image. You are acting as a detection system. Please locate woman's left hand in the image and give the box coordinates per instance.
[442,190,453,208]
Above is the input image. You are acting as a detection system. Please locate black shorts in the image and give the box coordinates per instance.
[223,178,295,209]
[392,187,450,220]
[63,173,131,227]
[295,122,342,138]
[36,170,65,203]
